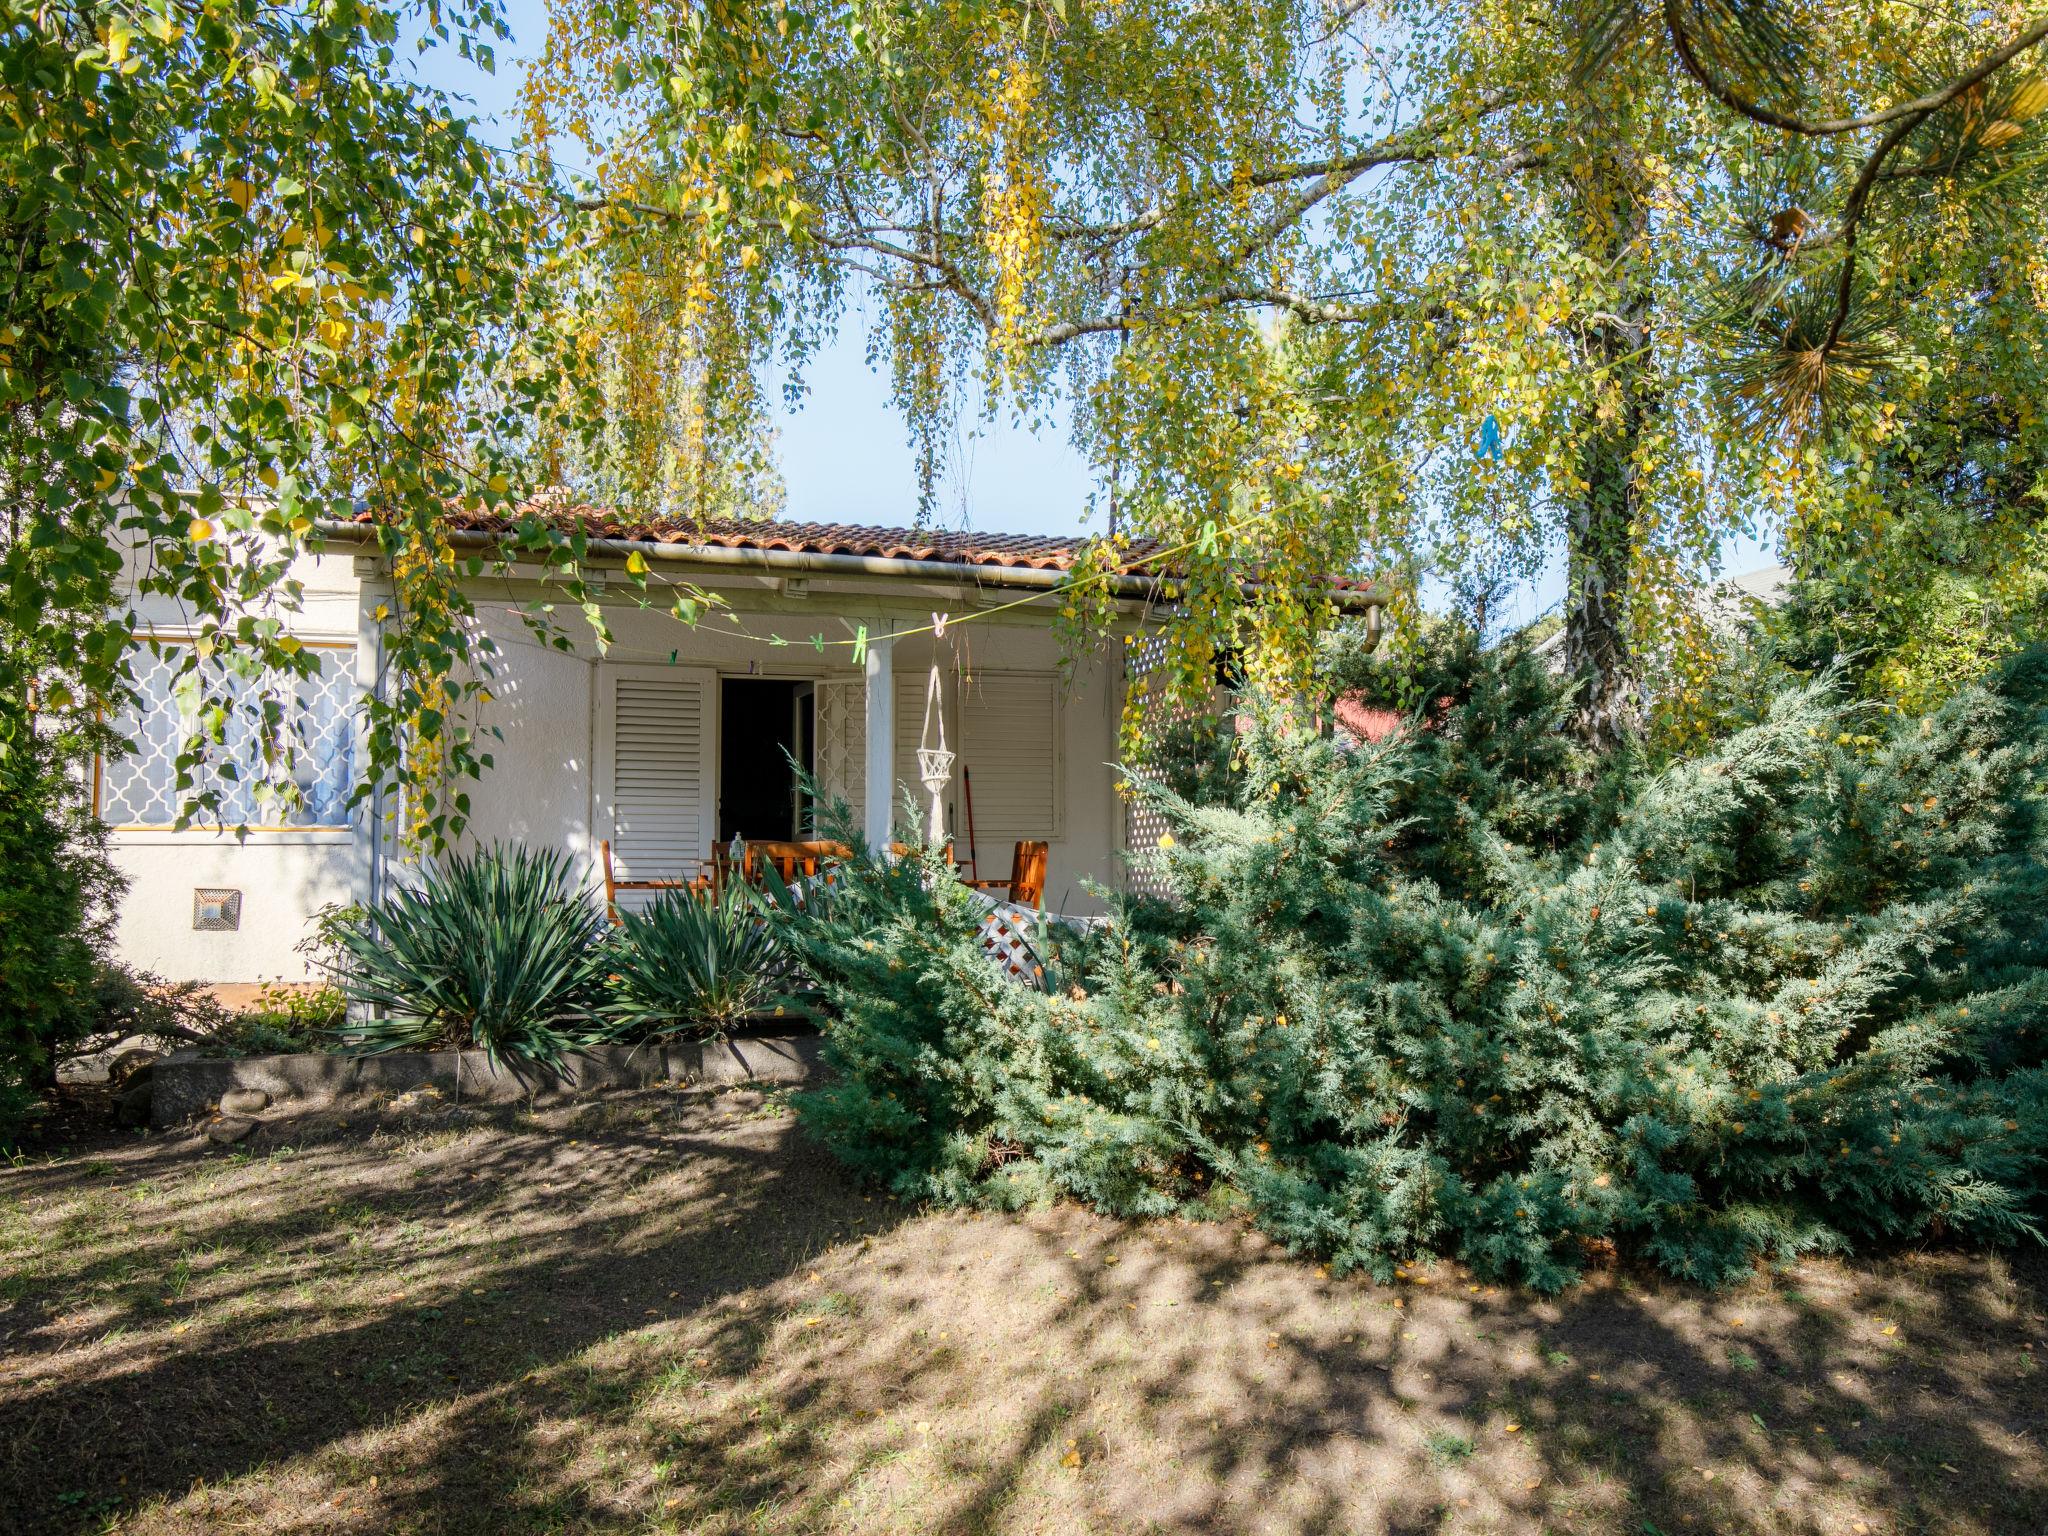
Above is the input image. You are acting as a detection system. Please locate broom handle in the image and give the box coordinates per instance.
[962,765,980,881]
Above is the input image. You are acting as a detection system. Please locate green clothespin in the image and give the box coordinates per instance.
[851,624,868,666]
[1197,519,1220,558]
[769,633,788,647]
[667,649,678,665]
[810,633,825,653]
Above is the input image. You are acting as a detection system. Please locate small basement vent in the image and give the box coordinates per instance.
[193,888,242,931]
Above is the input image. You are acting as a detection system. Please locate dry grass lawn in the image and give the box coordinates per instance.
[2,1085,2044,1536]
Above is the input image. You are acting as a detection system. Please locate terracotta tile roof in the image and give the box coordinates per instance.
[351,504,1378,592]
[1333,694,1407,744]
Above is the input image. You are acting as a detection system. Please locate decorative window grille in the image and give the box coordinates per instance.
[98,642,359,830]
[812,679,865,820]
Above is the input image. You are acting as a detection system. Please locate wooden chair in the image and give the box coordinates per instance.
[967,840,1049,909]
[599,838,708,923]
[714,838,855,892]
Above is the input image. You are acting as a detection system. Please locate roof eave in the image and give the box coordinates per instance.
[314,518,1387,614]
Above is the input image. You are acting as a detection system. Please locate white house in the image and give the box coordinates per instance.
[102,509,1383,986]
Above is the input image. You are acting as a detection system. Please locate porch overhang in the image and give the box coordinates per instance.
[313,517,1390,615]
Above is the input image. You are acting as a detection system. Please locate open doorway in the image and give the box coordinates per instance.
[718,678,812,843]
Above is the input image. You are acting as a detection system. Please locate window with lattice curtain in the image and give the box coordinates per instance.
[98,642,358,829]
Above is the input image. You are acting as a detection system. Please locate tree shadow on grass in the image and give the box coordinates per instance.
[2,1089,908,1533]
[3,1093,2044,1535]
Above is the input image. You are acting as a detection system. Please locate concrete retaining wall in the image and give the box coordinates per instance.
[151,1032,824,1126]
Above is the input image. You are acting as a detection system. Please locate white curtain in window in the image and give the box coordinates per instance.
[100,645,359,829]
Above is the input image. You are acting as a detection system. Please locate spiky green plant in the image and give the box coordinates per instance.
[333,844,607,1077]
[601,884,794,1038]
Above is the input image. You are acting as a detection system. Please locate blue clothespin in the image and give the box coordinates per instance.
[1480,413,1502,462]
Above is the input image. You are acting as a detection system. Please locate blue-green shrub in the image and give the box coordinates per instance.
[782,643,2048,1290]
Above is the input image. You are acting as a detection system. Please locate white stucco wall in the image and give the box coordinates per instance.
[108,546,1143,983]
[107,546,364,984]
[453,584,1131,915]
[106,833,357,982]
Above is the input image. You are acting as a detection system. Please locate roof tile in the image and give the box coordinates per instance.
[353,504,1376,592]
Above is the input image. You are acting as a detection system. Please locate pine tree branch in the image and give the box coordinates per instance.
[1662,0,2048,137]
[1661,2,2048,376]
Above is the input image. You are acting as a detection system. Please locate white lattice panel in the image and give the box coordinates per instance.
[100,643,358,828]
[1120,630,1182,897]
[813,679,865,823]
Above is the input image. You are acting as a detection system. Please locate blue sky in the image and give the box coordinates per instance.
[407,8,1775,627]
[410,3,1099,543]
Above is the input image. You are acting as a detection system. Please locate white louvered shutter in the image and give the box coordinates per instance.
[958,671,1060,847]
[596,667,718,906]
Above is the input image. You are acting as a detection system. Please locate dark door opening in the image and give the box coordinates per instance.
[718,679,812,843]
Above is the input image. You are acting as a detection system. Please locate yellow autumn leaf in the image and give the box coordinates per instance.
[626,550,649,575]
[187,518,215,542]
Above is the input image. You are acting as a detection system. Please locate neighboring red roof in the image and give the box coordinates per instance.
[348,504,1379,593]
[1333,693,1406,744]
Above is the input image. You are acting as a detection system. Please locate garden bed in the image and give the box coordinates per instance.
[148,1027,823,1127]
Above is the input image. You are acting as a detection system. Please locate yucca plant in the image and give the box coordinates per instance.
[602,884,794,1039]
[333,844,607,1078]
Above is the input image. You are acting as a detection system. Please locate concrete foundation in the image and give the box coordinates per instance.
[150,1032,824,1126]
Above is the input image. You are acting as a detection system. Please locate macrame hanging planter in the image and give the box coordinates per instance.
[916,655,954,844]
